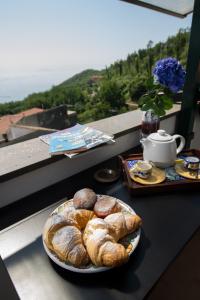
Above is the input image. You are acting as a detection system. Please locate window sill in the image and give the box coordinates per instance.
[0,105,180,207]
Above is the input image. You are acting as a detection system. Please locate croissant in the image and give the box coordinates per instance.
[83,218,129,267]
[62,209,96,230]
[43,213,76,251]
[83,212,142,267]
[43,208,95,267]
[52,225,89,266]
[104,212,142,241]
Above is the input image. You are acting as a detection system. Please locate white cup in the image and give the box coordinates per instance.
[130,161,152,179]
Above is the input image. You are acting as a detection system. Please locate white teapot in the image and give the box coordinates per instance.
[140,129,185,168]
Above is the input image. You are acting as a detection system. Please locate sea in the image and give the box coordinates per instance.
[0,68,81,104]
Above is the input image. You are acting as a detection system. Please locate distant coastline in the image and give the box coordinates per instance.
[0,67,85,104]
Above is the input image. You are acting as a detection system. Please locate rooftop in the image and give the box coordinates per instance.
[0,108,44,135]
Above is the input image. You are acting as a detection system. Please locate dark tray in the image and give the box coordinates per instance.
[119,149,200,195]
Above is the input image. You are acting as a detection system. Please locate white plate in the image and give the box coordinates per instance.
[42,197,141,273]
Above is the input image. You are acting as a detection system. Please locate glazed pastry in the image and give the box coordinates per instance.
[104,212,142,241]
[83,218,128,267]
[94,195,121,218]
[73,188,97,209]
[52,225,89,266]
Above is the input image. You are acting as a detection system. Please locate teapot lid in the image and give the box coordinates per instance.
[149,129,173,142]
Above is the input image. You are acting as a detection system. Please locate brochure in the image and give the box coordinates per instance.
[40,124,114,158]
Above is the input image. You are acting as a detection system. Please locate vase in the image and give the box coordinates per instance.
[141,109,160,138]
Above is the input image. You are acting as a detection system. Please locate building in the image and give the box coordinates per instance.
[0,105,77,147]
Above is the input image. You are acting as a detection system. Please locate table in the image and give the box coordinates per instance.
[146,227,200,300]
[0,256,19,300]
[0,158,200,300]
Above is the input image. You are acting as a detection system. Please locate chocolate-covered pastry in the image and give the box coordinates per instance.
[73,188,97,209]
[94,195,121,218]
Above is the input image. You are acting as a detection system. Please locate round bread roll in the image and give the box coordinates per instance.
[94,195,121,218]
[73,188,97,209]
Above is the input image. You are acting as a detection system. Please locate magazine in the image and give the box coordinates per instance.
[40,124,114,158]
[49,133,86,155]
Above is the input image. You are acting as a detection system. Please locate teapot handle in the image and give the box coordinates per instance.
[173,135,185,154]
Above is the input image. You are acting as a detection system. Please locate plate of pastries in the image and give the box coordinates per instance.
[43,188,142,273]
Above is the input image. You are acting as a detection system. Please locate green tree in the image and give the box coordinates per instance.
[97,79,126,110]
[129,76,148,102]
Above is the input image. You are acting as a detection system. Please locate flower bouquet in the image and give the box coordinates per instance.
[138,57,186,137]
[138,57,186,116]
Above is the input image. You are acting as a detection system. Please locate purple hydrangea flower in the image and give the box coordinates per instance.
[153,57,186,93]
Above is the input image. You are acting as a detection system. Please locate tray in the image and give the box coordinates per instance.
[119,149,200,195]
[43,198,141,273]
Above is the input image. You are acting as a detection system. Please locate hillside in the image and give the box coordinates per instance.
[0,28,190,123]
[59,69,103,88]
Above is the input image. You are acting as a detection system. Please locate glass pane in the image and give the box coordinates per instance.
[140,0,194,15]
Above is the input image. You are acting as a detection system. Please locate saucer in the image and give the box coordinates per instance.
[130,166,166,185]
[175,164,200,180]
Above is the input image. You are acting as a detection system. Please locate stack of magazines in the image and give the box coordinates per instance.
[40,124,114,158]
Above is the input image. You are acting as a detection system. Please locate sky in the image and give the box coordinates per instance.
[0,0,192,102]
